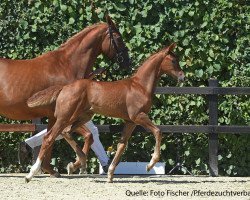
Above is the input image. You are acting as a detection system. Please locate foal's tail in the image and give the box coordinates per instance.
[27,85,63,108]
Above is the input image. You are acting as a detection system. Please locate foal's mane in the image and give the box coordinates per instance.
[59,23,107,49]
[131,47,167,75]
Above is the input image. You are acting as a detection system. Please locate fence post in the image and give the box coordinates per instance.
[208,79,219,176]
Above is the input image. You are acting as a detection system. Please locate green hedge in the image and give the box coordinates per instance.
[0,0,249,176]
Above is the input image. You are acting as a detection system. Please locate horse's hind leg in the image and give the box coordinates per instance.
[67,125,93,175]
[107,122,136,183]
[41,117,61,177]
[133,112,162,171]
[25,121,65,183]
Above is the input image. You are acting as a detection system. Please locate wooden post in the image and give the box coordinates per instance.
[208,79,219,176]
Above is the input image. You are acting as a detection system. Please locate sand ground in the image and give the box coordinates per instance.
[0,174,249,200]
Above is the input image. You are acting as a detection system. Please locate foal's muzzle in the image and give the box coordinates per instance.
[177,71,185,82]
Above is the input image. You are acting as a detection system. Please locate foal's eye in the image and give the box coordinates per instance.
[172,60,177,64]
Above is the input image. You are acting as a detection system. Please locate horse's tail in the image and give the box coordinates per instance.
[27,85,63,108]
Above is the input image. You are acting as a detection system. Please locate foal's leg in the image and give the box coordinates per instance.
[76,126,93,158]
[108,122,136,183]
[61,126,87,174]
[67,125,94,174]
[133,112,162,171]
[41,117,61,177]
[66,112,94,174]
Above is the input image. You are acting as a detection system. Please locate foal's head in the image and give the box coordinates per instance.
[160,43,185,82]
[101,16,131,69]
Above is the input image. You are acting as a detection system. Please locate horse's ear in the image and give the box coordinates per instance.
[105,15,115,27]
[165,43,177,54]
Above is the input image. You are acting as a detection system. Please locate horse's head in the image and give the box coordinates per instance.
[101,15,131,69]
[160,43,185,82]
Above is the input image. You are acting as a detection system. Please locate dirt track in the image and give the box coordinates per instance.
[0,174,249,200]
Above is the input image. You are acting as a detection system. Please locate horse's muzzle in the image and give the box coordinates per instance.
[118,56,132,69]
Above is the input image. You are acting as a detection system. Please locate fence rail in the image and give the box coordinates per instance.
[155,86,250,95]
[0,79,249,176]
[1,124,249,134]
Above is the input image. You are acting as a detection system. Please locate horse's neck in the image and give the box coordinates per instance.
[132,55,163,94]
[59,26,105,79]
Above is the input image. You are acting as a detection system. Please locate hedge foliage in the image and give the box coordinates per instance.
[0,0,249,176]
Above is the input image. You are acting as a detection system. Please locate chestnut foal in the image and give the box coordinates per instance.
[26,43,184,183]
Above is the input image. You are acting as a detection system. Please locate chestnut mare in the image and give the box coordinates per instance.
[25,43,184,183]
[0,16,130,177]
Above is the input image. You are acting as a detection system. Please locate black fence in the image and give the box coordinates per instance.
[1,79,249,176]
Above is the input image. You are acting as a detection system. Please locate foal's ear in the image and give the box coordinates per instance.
[106,15,115,27]
[165,43,177,54]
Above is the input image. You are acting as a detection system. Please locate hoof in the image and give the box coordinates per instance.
[67,162,75,175]
[50,172,61,178]
[24,177,30,183]
[79,168,87,175]
[107,179,113,183]
[107,172,114,183]
[146,165,151,172]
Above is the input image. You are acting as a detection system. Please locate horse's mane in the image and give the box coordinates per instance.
[59,23,107,49]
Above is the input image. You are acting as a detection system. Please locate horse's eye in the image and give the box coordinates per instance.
[116,36,122,43]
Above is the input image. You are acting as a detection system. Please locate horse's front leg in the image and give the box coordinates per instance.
[25,122,64,183]
[133,112,162,171]
[108,122,136,183]
[67,125,93,175]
